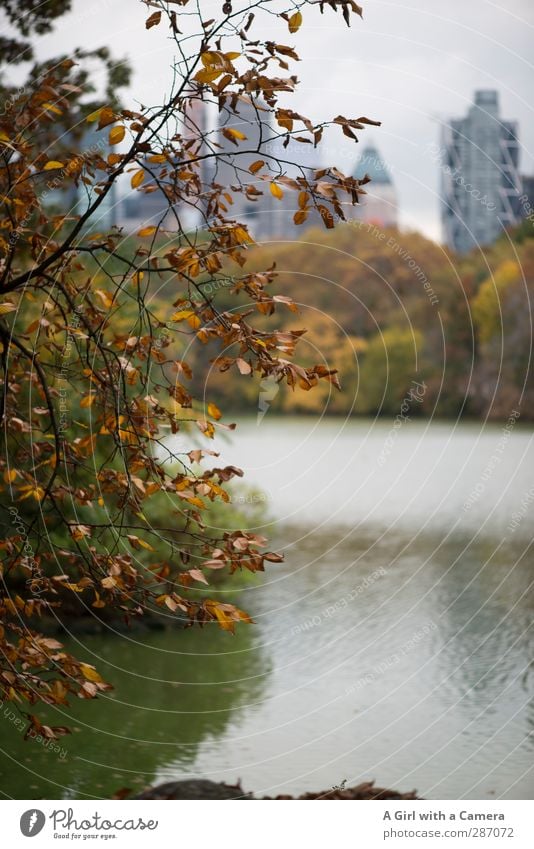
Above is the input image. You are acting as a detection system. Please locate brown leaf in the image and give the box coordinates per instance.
[145,11,162,29]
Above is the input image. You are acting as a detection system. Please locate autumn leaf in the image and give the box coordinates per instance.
[130,170,145,189]
[137,226,157,237]
[249,160,265,174]
[207,402,222,420]
[86,108,102,123]
[80,664,104,683]
[223,127,247,144]
[270,182,283,200]
[108,125,125,145]
[145,10,161,29]
[0,302,16,314]
[95,289,114,308]
[43,161,64,171]
[189,569,208,585]
[97,107,115,129]
[18,485,45,502]
[288,11,303,33]
[236,358,252,375]
[195,67,223,84]
[171,309,195,322]
[127,535,155,552]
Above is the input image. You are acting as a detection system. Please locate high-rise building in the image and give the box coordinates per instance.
[346,144,398,228]
[520,175,534,220]
[119,96,207,234]
[215,98,278,241]
[441,90,522,253]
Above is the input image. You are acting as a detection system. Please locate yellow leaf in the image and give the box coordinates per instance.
[225,51,241,60]
[137,226,157,237]
[195,68,223,84]
[200,51,222,67]
[42,102,62,115]
[44,161,64,171]
[86,108,102,123]
[270,182,284,200]
[226,127,247,141]
[0,302,16,315]
[186,495,205,509]
[234,225,253,245]
[108,125,125,145]
[130,170,145,189]
[207,402,222,420]
[80,663,104,683]
[107,153,122,166]
[187,314,201,330]
[80,395,95,408]
[171,309,195,322]
[95,289,114,308]
[3,469,17,483]
[18,485,45,502]
[288,11,303,33]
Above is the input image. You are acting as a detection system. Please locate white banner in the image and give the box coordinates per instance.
[2,799,532,848]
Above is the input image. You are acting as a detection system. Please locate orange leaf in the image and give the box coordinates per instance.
[109,125,125,145]
[207,402,222,420]
[131,170,145,189]
[293,209,308,225]
[270,182,283,200]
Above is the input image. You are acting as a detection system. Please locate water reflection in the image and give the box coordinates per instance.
[1,418,533,800]
[0,624,268,799]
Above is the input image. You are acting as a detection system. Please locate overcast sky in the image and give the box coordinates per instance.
[16,0,534,241]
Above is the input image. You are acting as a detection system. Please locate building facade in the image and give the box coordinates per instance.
[441,90,522,253]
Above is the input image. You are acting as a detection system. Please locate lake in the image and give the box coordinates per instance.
[1,417,533,799]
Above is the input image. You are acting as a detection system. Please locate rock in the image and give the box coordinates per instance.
[133,778,419,800]
[135,779,252,800]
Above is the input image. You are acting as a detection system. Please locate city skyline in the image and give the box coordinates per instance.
[18,0,533,243]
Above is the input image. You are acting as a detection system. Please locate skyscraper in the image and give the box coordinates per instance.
[346,144,398,228]
[441,90,522,253]
[215,98,277,241]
